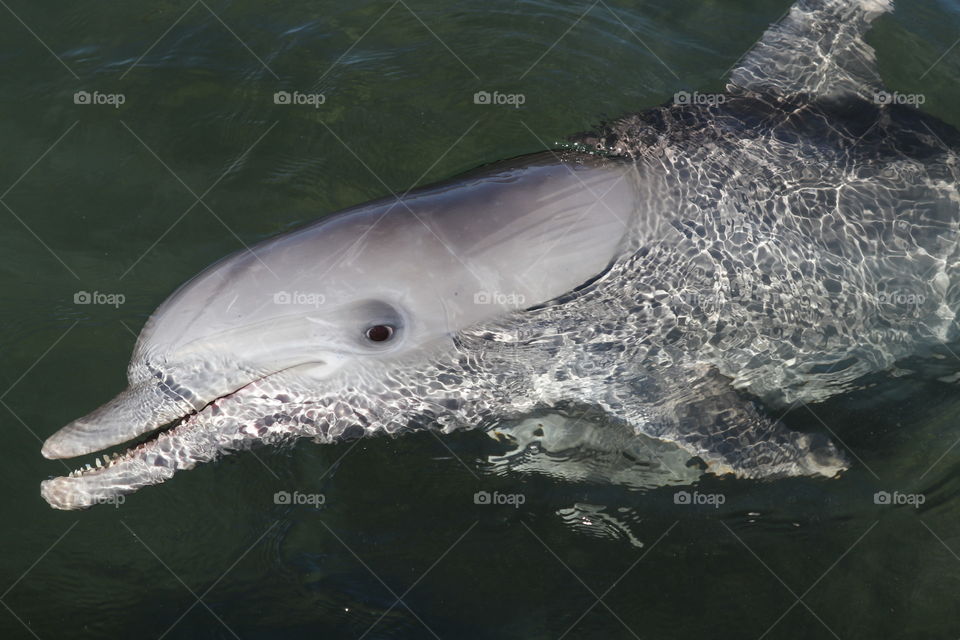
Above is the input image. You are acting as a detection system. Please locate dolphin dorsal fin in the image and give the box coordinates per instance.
[727,0,893,102]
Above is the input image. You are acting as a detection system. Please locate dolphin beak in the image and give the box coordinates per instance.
[41,379,195,459]
[39,367,313,510]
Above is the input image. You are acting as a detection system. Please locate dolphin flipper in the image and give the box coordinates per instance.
[728,0,893,101]
[667,381,847,479]
[592,367,848,480]
[485,412,704,489]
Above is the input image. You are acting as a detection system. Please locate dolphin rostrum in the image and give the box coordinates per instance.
[42,0,960,509]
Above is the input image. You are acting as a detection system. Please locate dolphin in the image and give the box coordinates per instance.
[42,0,960,509]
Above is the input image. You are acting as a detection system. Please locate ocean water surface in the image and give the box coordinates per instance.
[2,0,960,637]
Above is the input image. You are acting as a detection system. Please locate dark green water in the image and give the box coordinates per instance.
[2,0,960,638]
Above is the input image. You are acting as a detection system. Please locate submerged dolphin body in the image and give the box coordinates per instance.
[42,0,960,509]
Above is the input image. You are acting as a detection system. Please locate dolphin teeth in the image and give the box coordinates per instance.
[95,458,102,468]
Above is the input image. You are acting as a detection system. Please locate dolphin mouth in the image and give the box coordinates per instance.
[41,415,200,510]
[40,391,235,510]
[39,365,312,510]
[41,359,337,510]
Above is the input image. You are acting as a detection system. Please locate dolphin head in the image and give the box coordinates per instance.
[41,152,640,509]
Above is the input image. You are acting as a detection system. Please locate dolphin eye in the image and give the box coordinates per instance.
[364,324,395,342]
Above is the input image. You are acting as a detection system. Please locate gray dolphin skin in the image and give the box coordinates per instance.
[42,0,960,509]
